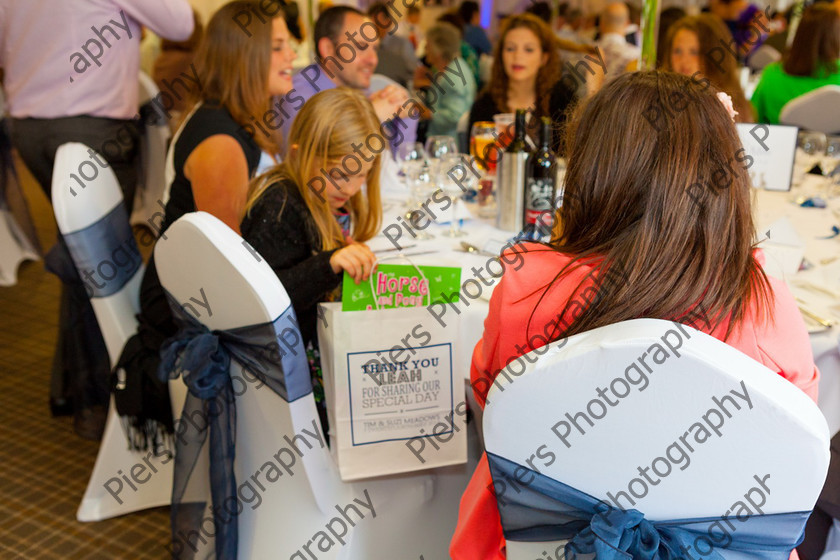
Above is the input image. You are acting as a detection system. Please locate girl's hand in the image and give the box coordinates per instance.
[329,243,377,283]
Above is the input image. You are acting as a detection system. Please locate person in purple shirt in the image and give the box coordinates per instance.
[709,0,771,63]
[279,6,417,155]
[0,0,194,438]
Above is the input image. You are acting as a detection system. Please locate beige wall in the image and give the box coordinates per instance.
[189,0,230,25]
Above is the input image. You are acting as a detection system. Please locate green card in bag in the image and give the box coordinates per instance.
[341,264,462,311]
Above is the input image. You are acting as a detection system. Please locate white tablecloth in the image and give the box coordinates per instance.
[753,186,840,433]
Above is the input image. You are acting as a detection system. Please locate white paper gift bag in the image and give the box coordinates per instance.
[317,302,468,480]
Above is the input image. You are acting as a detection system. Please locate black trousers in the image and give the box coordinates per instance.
[9,116,140,414]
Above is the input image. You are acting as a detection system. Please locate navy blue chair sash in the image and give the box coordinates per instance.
[159,291,312,559]
[487,452,810,559]
[55,202,141,298]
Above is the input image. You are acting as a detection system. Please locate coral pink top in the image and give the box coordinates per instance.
[451,244,819,560]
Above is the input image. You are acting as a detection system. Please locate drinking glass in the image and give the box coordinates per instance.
[798,131,827,169]
[425,135,457,158]
[438,153,477,237]
[407,162,435,240]
[397,142,427,179]
[470,122,498,174]
[826,136,840,198]
[397,142,427,207]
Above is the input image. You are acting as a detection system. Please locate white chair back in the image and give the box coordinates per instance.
[780,85,840,134]
[155,212,477,559]
[52,142,177,522]
[483,319,830,559]
[0,208,39,286]
[748,44,781,72]
[130,72,171,231]
[52,142,144,363]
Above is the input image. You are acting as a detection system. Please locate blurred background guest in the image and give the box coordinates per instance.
[369,2,417,88]
[424,22,476,139]
[437,11,482,88]
[559,8,587,43]
[0,0,194,438]
[708,0,770,63]
[662,14,754,122]
[762,6,792,56]
[114,0,295,451]
[459,1,492,57]
[396,5,424,50]
[152,10,204,118]
[468,13,575,153]
[656,6,687,68]
[624,1,642,46]
[596,2,640,82]
[751,4,840,125]
[525,0,552,23]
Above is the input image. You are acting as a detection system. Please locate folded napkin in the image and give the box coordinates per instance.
[758,216,806,282]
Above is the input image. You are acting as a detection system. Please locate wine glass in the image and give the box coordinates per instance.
[397,142,427,208]
[826,136,840,198]
[407,162,435,240]
[798,131,827,170]
[438,153,477,237]
[397,142,427,181]
[425,135,457,160]
[424,135,457,183]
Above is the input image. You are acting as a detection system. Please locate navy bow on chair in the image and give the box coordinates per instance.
[487,452,811,560]
[159,294,312,559]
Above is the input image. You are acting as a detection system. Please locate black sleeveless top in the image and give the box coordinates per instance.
[159,102,261,234]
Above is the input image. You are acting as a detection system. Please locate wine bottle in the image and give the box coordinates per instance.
[506,109,529,153]
[496,109,531,232]
[523,117,557,241]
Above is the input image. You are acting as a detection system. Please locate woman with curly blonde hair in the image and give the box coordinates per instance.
[467,13,575,152]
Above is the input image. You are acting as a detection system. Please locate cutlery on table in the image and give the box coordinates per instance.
[460,241,498,258]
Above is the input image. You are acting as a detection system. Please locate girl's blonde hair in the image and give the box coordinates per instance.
[247,87,383,250]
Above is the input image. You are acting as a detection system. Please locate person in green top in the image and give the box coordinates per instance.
[751,4,840,124]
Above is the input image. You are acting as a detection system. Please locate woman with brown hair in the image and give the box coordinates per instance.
[662,13,754,122]
[451,71,818,559]
[114,0,297,451]
[467,13,576,152]
[751,4,840,124]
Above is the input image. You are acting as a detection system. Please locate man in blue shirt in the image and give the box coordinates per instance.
[280,6,418,153]
[459,1,492,57]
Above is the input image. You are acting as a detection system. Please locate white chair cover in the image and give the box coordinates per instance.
[130,72,171,231]
[0,207,38,286]
[780,85,840,135]
[155,212,477,559]
[482,319,830,559]
[0,114,39,286]
[748,44,781,72]
[51,142,176,521]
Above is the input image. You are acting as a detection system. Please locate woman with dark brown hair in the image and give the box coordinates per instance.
[751,4,840,124]
[467,13,575,151]
[451,71,818,559]
[662,13,754,122]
